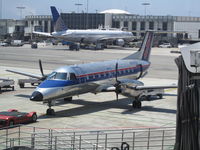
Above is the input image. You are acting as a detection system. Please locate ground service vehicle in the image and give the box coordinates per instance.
[159,43,172,48]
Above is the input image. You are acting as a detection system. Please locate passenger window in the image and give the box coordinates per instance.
[70,73,77,81]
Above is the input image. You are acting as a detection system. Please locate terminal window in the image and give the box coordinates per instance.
[132,22,137,30]
[140,22,145,30]
[149,22,154,30]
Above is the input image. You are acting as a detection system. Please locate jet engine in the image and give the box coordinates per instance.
[114,39,125,46]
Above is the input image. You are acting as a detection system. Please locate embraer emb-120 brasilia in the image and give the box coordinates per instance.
[7,31,176,115]
[33,6,134,50]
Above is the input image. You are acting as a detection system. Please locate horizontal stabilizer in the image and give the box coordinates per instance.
[133,85,177,90]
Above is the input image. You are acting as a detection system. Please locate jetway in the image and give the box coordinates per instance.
[174,44,200,150]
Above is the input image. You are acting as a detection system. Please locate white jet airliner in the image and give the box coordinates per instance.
[33,6,134,50]
[7,31,177,115]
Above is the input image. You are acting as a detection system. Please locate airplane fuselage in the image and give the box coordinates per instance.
[33,59,150,102]
[51,29,133,44]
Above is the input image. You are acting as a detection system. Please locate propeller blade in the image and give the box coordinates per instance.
[114,62,121,101]
[39,59,44,77]
[115,62,118,82]
[116,92,119,101]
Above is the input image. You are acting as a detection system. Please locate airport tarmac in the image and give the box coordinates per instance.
[0,45,179,130]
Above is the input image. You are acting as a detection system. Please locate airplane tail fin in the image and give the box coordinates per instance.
[123,31,154,61]
[50,6,68,32]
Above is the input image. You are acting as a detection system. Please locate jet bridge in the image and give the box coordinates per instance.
[174,45,200,150]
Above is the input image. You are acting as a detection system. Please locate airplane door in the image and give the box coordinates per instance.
[107,67,113,81]
[72,67,86,83]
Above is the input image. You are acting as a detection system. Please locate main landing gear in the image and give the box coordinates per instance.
[132,101,142,108]
[132,97,142,108]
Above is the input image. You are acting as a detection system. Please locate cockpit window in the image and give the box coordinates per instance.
[47,72,56,80]
[55,73,68,80]
[47,72,68,80]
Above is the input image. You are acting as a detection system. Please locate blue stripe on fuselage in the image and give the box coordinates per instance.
[38,80,75,88]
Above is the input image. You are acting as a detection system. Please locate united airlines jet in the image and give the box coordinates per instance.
[34,6,134,50]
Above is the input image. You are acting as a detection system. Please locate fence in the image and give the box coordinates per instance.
[0,125,175,150]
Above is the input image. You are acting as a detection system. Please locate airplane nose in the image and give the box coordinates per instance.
[30,91,43,101]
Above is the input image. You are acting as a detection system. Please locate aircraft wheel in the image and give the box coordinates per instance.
[132,101,137,108]
[46,109,55,115]
[32,114,37,122]
[147,95,151,101]
[157,94,163,99]
[64,97,72,102]
[137,101,142,108]
[132,101,142,108]
[19,83,24,88]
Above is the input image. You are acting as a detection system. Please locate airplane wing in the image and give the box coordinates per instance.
[0,78,13,81]
[97,81,177,101]
[99,84,177,92]
[6,69,43,79]
[33,31,52,37]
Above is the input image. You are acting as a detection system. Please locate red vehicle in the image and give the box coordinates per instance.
[0,109,37,128]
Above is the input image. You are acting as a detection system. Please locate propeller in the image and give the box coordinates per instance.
[114,62,121,101]
[39,59,47,81]
[39,59,44,77]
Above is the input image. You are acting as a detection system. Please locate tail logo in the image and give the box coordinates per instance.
[142,32,153,61]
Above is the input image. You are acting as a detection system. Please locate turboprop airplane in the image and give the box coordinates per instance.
[7,31,176,115]
[33,6,134,50]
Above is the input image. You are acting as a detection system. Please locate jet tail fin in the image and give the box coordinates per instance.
[50,6,68,32]
[123,31,154,61]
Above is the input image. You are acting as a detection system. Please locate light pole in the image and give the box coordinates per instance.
[86,0,89,29]
[16,6,25,19]
[0,0,2,19]
[141,2,150,16]
[75,3,83,13]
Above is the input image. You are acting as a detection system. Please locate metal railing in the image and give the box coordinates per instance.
[0,125,175,150]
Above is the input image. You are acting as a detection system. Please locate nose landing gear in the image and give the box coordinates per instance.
[46,101,55,115]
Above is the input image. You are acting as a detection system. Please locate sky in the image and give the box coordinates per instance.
[1,0,200,19]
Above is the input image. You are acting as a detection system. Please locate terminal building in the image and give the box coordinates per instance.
[0,19,25,39]
[0,15,53,40]
[1,9,200,42]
